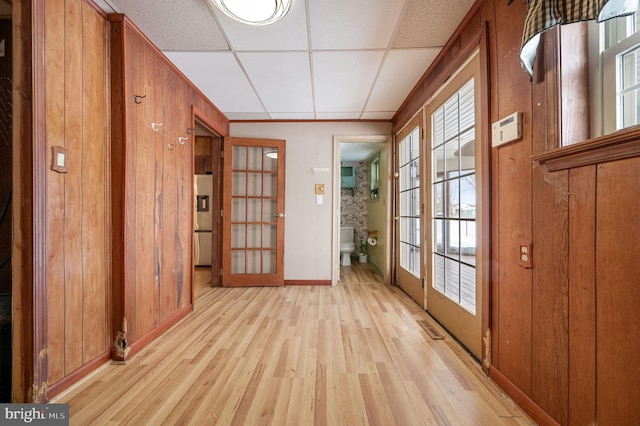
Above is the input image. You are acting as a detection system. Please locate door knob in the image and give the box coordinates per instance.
[273,212,285,218]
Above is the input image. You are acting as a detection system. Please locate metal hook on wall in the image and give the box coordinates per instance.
[151,122,163,132]
[133,94,146,104]
[178,136,189,145]
[167,143,176,151]
[186,127,195,135]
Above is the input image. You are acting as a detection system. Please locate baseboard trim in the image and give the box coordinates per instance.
[47,351,111,400]
[285,280,331,286]
[488,366,560,426]
[126,304,194,359]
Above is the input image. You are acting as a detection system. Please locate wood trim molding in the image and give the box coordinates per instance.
[284,280,332,286]
[125,304,193,359]
[489,366,561,426]
[533,126,640,171]
[47,352,111,399]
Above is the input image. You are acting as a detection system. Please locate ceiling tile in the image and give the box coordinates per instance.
[392,0,476,48]
[360,111,395,120]
[110,0,229,51]
[269,112,316,120]
[315,112,362,120]
[211,0,309,51]
[309,0,405,49]
[313,51,385,113]
[366,48,441,112]
[164,52,263,115]
[238,52,313,113]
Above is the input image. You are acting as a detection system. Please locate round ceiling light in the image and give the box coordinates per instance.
[210,0,292,26]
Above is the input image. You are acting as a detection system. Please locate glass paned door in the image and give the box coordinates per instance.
[223,138,285,286]
[395,122,424,305]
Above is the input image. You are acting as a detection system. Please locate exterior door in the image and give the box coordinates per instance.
[222,137,286,286]
[425,51,483,359]
[395,115,424,305]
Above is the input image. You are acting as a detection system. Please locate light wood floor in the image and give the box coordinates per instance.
[56,263,534,425]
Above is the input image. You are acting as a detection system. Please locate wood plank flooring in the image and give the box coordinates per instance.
[55,263,534,425]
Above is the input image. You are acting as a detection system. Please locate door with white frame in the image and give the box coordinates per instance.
[425,51,484,359]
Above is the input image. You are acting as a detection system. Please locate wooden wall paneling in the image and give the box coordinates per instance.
[0,18,13,294]
[160,66,179,323]
[178,79,192,311]
[595,157,640,426]
[531,167,569,425]
[81,1,109,362]
[491,0,534,396]
[109,16,126,358]
[153,52,165,329]
[63,0,85,377]
[44,0,66,385]
[123,27,140,341]
[567,165,596,425]
[133,28,157,340]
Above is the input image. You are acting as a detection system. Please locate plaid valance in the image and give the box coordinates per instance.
[520,0,639,76]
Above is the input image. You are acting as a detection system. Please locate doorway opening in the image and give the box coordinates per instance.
[332,135,391,286]
[192,118,223,303]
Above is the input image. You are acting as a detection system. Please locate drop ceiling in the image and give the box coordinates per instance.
[94,0,476,121]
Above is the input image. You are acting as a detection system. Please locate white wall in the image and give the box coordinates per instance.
[230,121,392,281]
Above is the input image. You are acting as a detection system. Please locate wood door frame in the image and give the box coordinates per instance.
[192,107,226,291]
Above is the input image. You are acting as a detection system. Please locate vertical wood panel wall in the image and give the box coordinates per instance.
[109,16,228,357]
[43,0,110,392]
[393,0,640,425]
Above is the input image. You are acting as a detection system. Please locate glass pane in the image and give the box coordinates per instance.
[247,199,261,222]
[247,250,261,273]
[264,173,277,197]
[434,219,444,254]
[459,129,476,171]
[409,217,420,246]
[622,48,640,90]
[445,258,460,303]
[232,172,246,196]
[460,220,476,265]
[231,250,245,274]
[448,179,459,218]
[232,198,246,222]
[263,250,276,273]
[264,149,278,171]
[444,139,459,177]
[263,199,276,222]
[432,107,444,148]
[233,146,247,170]
[459,79,475,132]
[248,172,262,196]
[247,224,261,248]
[621,89,640,128]
[460,263,476,314]
[460,174,476,219]
[263,225,277,248]
[434,182,444,218]
[444,95,459,141]
[232,224,246,248]
[433,255,445,292]
[248,147,263,170]
[446,219,460,260]
[433,145,444,182]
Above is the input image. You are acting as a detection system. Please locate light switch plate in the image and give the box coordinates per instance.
[51,146,68,173]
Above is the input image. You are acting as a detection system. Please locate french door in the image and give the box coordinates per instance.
[425,51,483,359]
[395,115,424,305]
[222,137,286,286]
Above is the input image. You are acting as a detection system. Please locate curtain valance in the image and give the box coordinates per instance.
[520,0,639,76]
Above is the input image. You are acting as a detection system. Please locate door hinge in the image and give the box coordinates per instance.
[220,268,223,276]
[422,277,425,289]
[220,209,223,218]
[220,150,224,158]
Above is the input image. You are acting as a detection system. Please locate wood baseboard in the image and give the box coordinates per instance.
[284,280,331,286]
[488,366,560,426]
[126,304,193,359]
[47,351,111,400]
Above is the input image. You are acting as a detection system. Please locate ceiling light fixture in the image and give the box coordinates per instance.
[209,0,292,26]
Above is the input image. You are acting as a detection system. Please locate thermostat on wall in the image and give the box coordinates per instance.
[492,112,522,147]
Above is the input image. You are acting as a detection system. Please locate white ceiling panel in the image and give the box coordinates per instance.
[164,52,264,114]
[212,0,309,51]
[309,0,406,49]
[313,51,385,113]
[109,0,229,51]
[367,48,441,112]
[238,52,313,114]
[392,0,476,48]
[97,0,477,131]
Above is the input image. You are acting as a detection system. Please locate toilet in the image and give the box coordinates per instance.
[340,226,356,266]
